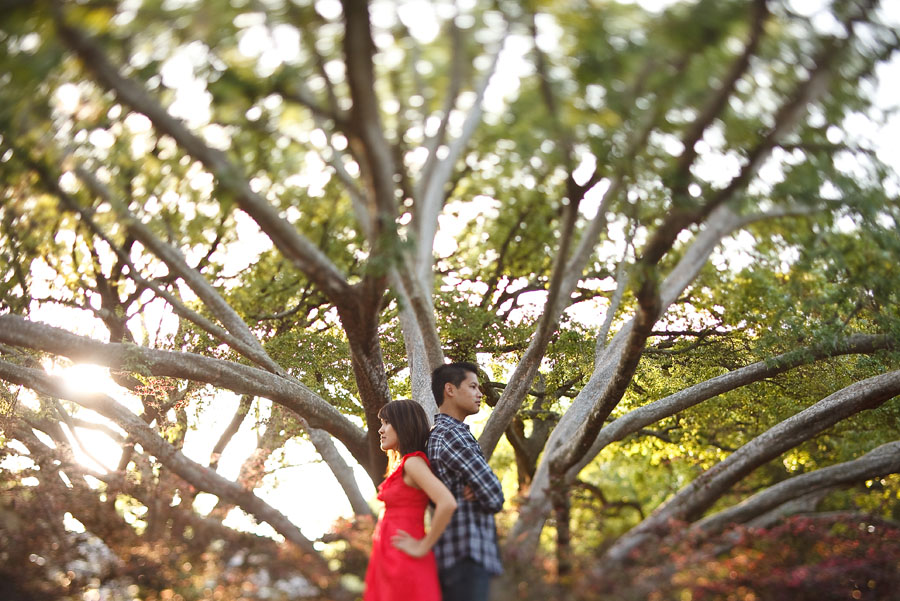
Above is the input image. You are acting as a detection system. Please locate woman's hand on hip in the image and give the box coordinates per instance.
[391,529,429,558]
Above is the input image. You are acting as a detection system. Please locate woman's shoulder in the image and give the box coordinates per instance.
[401,451,431,469]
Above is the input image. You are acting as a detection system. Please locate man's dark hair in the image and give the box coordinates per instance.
[431,362,480,407]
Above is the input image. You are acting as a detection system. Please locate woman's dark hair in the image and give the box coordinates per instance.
[431,362,479,407]
[378,400,431,470]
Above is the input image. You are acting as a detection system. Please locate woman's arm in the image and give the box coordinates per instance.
[391,456,458,558]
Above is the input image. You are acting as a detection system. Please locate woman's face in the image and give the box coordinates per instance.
[378,418,398,452]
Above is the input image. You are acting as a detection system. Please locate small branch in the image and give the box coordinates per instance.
[595,233,634,363]
[668,0,769,199]
[209,394,254,471]
[75,166,284,375]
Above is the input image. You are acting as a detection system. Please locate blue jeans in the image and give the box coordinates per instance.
[439,558,492,601]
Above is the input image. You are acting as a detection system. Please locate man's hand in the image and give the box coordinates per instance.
[462,485,477,502]
[391,529,429,558]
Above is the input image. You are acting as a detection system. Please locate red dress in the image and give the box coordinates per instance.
[363,451,440,601]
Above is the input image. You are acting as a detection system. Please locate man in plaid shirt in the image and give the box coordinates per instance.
[426,362,504,601]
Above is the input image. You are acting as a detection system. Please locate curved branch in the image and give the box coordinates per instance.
[0,315,368,462]
[0,359,326,565]
[414,30,508,282]
[694,441,900,535]
[602,368,900,566]
[52,8,351,301]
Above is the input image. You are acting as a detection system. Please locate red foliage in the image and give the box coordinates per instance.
[576,514,900,601]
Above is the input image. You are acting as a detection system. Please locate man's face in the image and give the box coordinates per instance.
[447,371,483,417]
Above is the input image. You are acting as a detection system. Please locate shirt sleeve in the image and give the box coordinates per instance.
[442,430,505,514]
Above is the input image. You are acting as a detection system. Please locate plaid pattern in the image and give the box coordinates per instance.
[426,414,504,575]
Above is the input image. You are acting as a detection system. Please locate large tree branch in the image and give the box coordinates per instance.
[52,8,351,301]
[0,359,327,563]
[639,3,863,273]
[302,419,374,517]
[340,0,397,229]
[554,188,823,473]
[392,265,445,370]
[601,368,900,566]
[413,30,508,283]
[415,18,465,202]
[390,269,442,414]
[554,194,791,474]
[479,193,583,458]
[478,176,623,459]
[505,203,847,561]
[0,315,368,462]
[693,440,900,535]
[700,2,872,217]
[576,333,897,484]
[479,96,672,454]
[478,49,686,456]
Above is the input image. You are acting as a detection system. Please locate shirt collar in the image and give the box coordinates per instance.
[434,412,469,430]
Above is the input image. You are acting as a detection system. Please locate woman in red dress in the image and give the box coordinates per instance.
[363,400,457,601]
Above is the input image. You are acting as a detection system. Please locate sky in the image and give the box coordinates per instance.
[5,0,900,545]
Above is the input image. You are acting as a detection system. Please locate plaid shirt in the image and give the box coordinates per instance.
[426,413,504,575]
